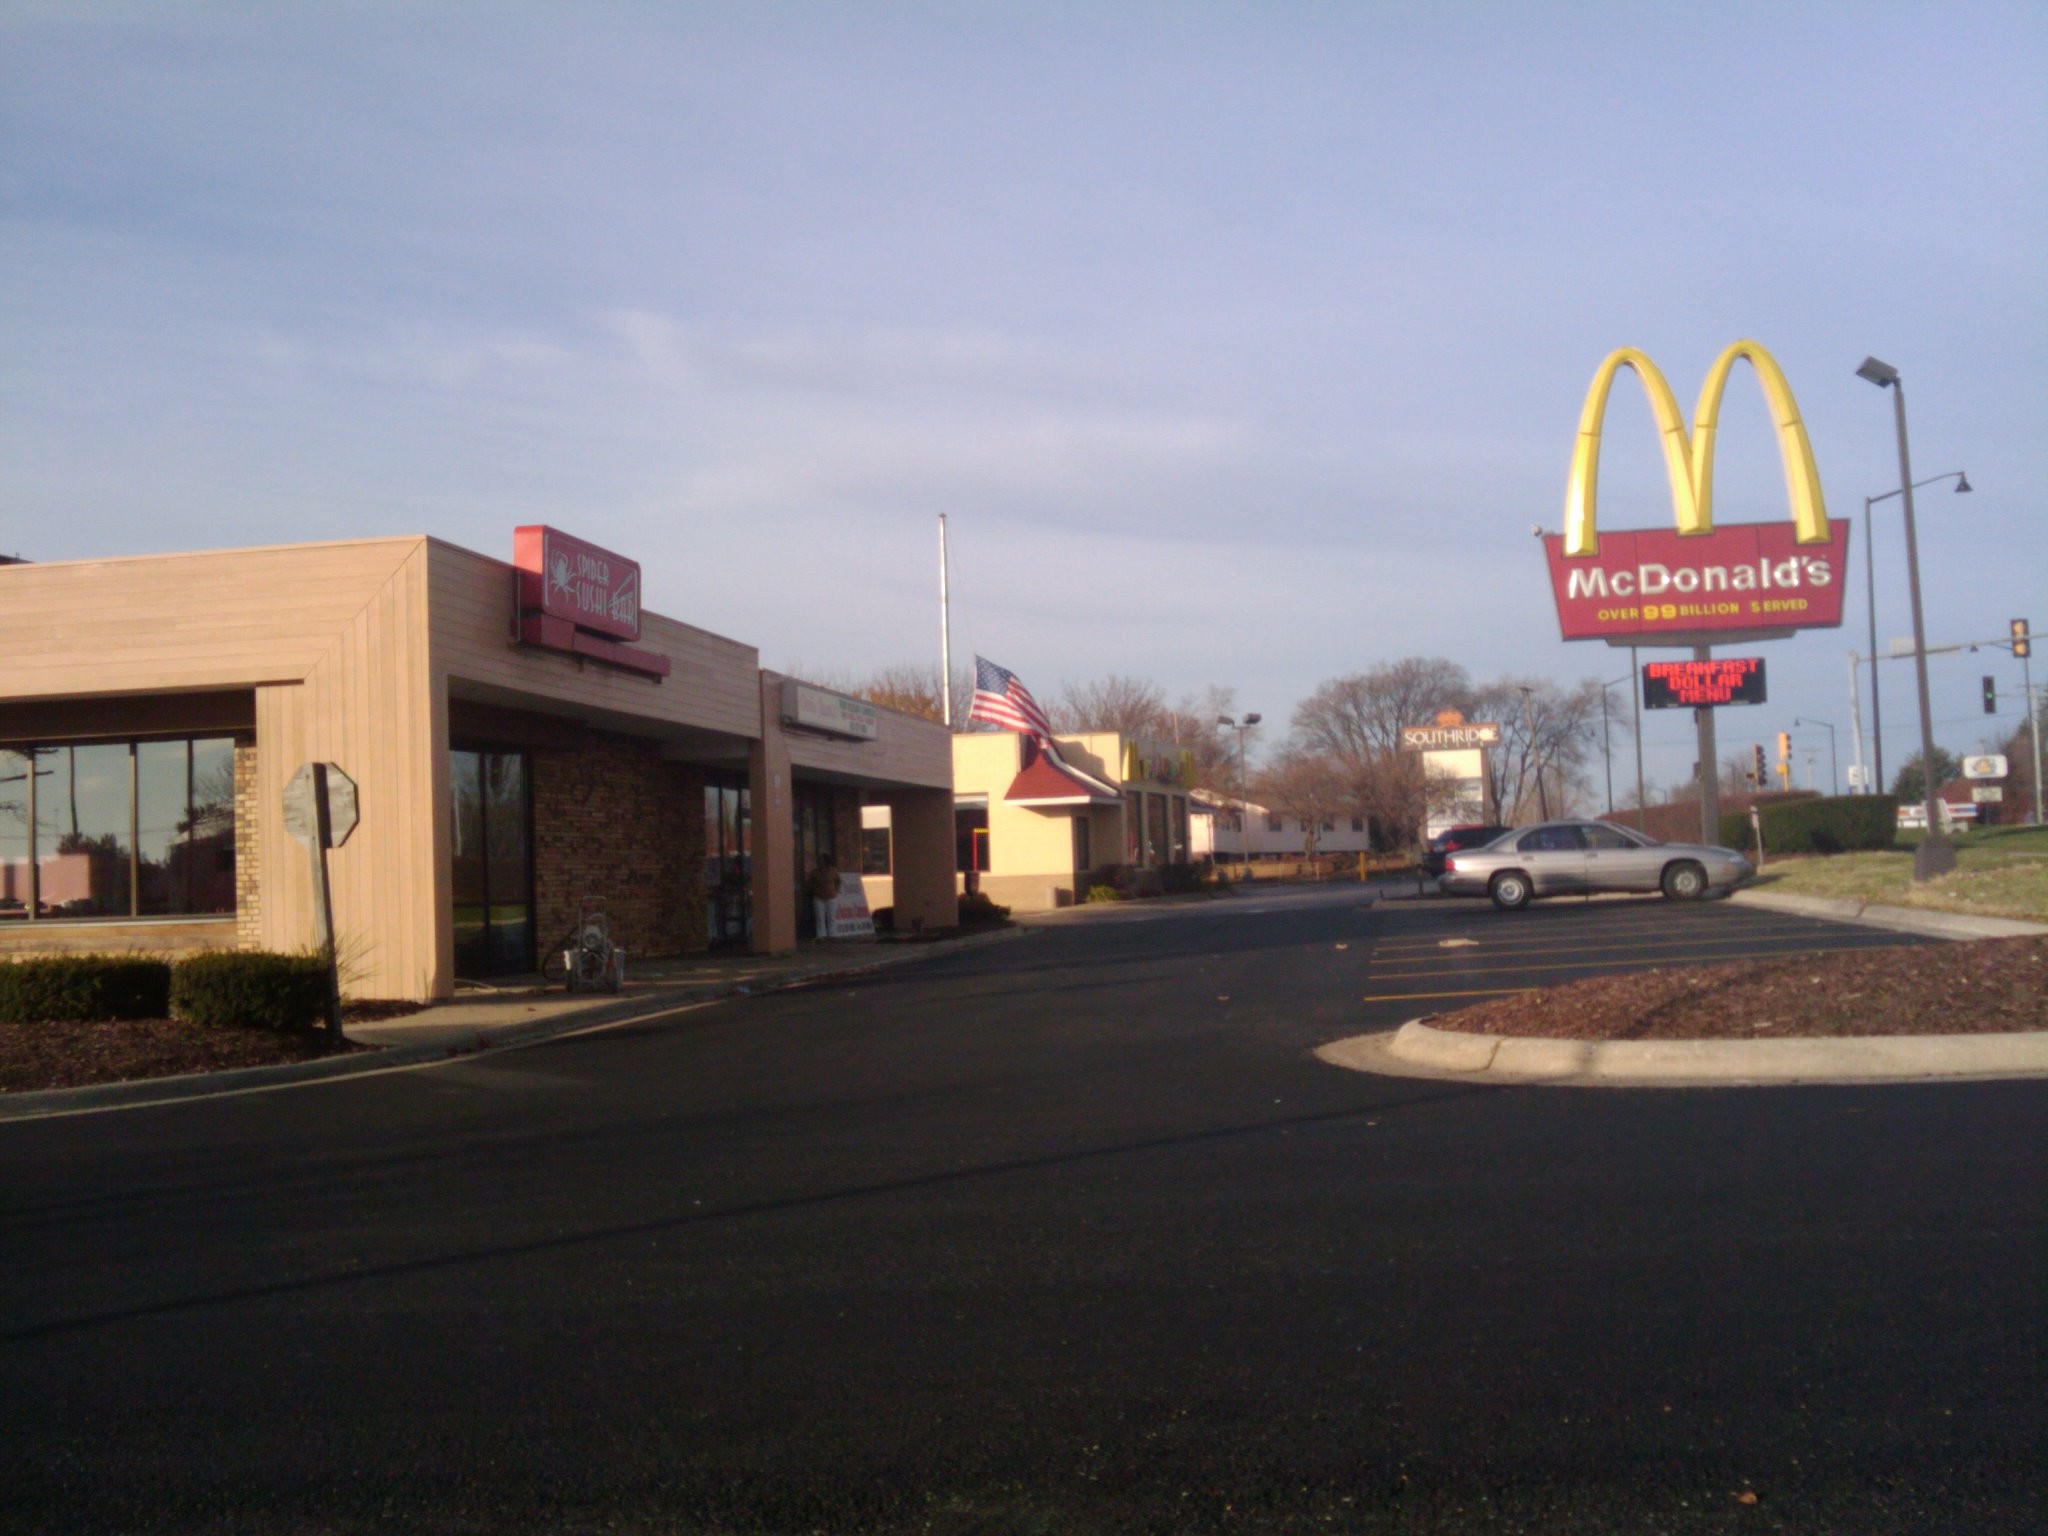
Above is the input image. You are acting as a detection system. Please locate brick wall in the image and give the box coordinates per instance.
[234,738,260,949]
[532,736,709,961]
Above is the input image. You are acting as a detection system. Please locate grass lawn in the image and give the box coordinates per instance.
[1751,824,2048,924]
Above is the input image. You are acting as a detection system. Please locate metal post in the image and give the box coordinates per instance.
[2026,656,2044,826]
[1864,498,1884,793]
[1693,644,1718,845]
[937,515,952,728]
[1520,687,1550,819]
[1888,385,1952,875]
[1630,647,1645,833]
[1848,653,1867,794]
[1601,685,1612,814]
[310,763,345,1040]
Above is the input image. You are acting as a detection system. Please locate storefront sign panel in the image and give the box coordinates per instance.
[1544,521,1848,643]
[782,681,879,741]
[515,525,642,642]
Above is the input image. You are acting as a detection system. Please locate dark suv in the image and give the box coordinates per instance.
[1423,824,1510,878]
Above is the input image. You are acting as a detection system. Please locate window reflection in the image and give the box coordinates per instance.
[3,737,237,921]
[0,749,28,920]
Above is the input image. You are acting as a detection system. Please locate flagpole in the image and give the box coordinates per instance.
[938,514,953,728]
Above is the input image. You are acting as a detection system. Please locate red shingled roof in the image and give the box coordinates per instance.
[1005,751,1122,806]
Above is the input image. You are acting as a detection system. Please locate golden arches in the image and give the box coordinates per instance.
[1563,339,1829,558]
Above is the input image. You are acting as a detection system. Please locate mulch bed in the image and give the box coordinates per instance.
[1432,936,2048,1041]
[0,1000,421,1094]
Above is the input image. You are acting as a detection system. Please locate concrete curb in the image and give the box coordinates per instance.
[1317,1018,2048,1088]
[0,924,1033,1125]
[1728,887,2048,940]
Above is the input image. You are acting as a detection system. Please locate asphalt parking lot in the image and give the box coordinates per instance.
[1358,894,1922,1016]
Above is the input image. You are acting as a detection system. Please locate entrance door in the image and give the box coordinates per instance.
[451,749,532,977]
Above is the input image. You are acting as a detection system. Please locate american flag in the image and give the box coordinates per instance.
[969,655,1054,743]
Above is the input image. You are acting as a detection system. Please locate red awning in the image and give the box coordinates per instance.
[1004,752,1123,807]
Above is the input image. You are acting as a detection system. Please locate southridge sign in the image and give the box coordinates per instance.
[1547,340,1847,645]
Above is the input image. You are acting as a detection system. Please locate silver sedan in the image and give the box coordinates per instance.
[1436,820,1755,910]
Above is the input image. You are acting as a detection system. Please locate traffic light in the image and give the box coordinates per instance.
[1983,676,1997,714]
[1751,743,1765,785]
[2014,618,2032,660]
[1776,730,1790,762]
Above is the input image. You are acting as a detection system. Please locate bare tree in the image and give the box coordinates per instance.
[1050,674,1170,738]
[1287,658,1474,847]
[1471,677,1605,822]
[1257,748,1352,860]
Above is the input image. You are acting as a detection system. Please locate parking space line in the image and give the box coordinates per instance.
[1364,927,1904,961]
[1363,942,1894,981]
[1359,987,1540,1002]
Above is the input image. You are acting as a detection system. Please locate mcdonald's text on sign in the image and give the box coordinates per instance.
[1545,522,1849,642]
[1641,657,1766,710]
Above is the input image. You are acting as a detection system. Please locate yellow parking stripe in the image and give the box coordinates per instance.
[1361,987,1540,1002]
[1365,928,1892,961]
[1364,944,1869,981]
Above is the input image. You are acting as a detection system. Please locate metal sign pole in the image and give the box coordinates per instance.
[310,764,344,1040]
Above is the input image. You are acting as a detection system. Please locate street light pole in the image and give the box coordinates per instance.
[1861,472,1968,797]
[1217,712,1260,874]
[1518,686,1551,820]
[1858,357,1955,879]
[1600,669,1631,816]
[1793,717,1838,796]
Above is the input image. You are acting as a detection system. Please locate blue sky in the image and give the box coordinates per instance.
[4,2,2044,798]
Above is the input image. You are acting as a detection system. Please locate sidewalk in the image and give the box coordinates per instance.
[0,926,1030,1123]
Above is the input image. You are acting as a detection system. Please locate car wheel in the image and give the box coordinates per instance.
[1662,861,1707,901]
[1489,871,1532,911]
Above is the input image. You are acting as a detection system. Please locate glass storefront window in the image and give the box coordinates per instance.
[451,748,532,978]
[0,749,29,920]
[37,744,133,918]
[1,736,237,922]
[1146,793,1168,870]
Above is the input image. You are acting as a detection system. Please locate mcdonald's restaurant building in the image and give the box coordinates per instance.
[0,532,958,1001]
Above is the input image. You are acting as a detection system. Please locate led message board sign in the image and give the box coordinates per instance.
[1641,657,1766,710]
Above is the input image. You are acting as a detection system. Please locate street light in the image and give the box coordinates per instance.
[1861,471,1969,795]
[1517,686,1551,820]
[1599,668,1633,815]
[1792,717,1838,796]
[1858,356,1955,879]
[1217,712,1261,874]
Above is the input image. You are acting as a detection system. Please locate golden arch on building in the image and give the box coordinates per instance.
[1564,339,1829,558]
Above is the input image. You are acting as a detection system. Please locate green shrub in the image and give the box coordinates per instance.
[1085,884,1125,904]
[1719,794,1898,856]
[957,889,1011,925]
[171,950,330,1030]
[1160,862,1205,895]
[0,955,172,1022]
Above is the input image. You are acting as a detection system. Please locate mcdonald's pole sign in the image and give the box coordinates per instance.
[1545,340,1850,645]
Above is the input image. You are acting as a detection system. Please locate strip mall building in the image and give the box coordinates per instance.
[0,532,957,1000]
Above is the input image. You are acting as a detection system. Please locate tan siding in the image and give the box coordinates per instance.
[0,541,426,698]
[252,544,443,999]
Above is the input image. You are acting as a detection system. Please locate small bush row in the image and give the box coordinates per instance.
[0,950,330,1028]
[1718,794,1898,856]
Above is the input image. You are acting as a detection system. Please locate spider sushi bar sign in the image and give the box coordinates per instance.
[513,526,670,678]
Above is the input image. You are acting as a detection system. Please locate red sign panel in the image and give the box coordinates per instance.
[515,525,642,642]
[1642,657,1766,709]
[1544,521,1849,642]
[512,526,668,679]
